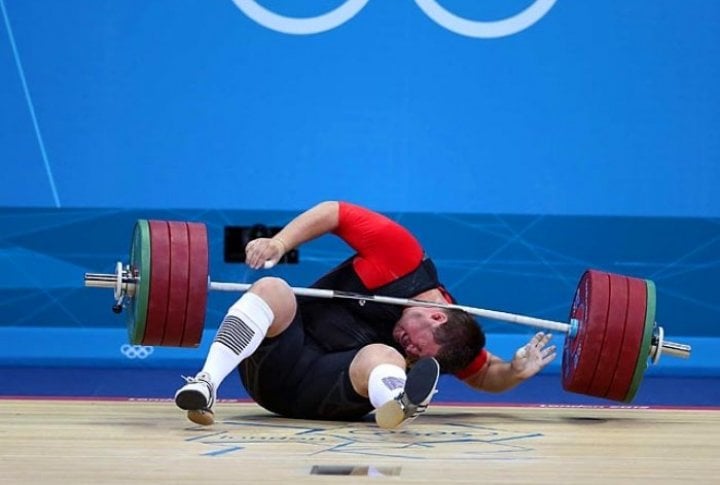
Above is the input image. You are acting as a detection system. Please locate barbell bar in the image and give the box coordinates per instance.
[84,219,691,403]
[86,269,690,361]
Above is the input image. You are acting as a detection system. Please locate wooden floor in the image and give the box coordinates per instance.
[1,399,719,484]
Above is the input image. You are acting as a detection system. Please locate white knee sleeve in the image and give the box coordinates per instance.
[368,364,407,409]
[217,292,274,353]
[200,292,275,389]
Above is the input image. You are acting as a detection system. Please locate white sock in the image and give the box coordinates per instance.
[368,364,407,409]
[200,292,274,389]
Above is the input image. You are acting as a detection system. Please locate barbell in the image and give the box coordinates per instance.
[84,219,691,403]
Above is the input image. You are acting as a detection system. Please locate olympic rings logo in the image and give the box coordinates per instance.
[121,344,154,359]
[231,0,557,38]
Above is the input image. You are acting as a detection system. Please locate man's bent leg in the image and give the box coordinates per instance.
[349,345,440,429]
[175,277,296,425]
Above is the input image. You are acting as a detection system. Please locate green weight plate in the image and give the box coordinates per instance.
[623,279,656,402]
[127,220,151,344]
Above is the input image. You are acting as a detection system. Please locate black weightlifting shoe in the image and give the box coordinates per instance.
[174,372,216,426]
[375,357,440,429]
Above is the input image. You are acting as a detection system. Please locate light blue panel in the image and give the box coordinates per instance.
[0,1,718,216]
[0,0,54,206]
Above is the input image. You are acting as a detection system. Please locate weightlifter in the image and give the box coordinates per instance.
[174,201,557,428]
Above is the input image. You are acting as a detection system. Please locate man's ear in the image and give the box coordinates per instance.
[431,310,449,324]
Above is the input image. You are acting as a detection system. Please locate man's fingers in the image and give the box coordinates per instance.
[542,345,558,365]
[542,345,557,357]
[245,238,279,269]
[540,345,557,364]
[531,332,552,348]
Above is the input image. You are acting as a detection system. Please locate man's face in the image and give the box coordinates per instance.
[392,307,446,360]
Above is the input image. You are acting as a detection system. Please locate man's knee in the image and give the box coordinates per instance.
[349,344,406,397]
[247,277,297,336]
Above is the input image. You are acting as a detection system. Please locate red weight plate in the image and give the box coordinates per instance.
[180,221,208,347]
[162,221,191,346]
[584,273,629,397]
[604,276,648,401]
[562,270,610,394]
[143,220,171,345]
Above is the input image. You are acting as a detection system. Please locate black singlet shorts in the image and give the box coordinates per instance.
[238,303,375,421]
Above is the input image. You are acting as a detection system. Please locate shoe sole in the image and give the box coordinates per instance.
[187,409,215,426]
[375,400,404,430]
[404,357,440,405]
[175,389,215,426]
[175,389,209,411]
[375,357,440,429]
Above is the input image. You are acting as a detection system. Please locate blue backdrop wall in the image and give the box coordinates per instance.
[2,0,719,216]
[1,1,718,375]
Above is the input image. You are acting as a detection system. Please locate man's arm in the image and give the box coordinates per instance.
[244,201,424,290]
[462,332,557,392]
[244,201,340,269]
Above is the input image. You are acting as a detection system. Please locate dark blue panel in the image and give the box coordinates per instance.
[1,208,718,339]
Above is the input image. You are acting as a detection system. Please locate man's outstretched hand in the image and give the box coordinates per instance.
[510,332,557,379]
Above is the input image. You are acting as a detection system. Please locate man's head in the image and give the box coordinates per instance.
[392,306,486,373]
